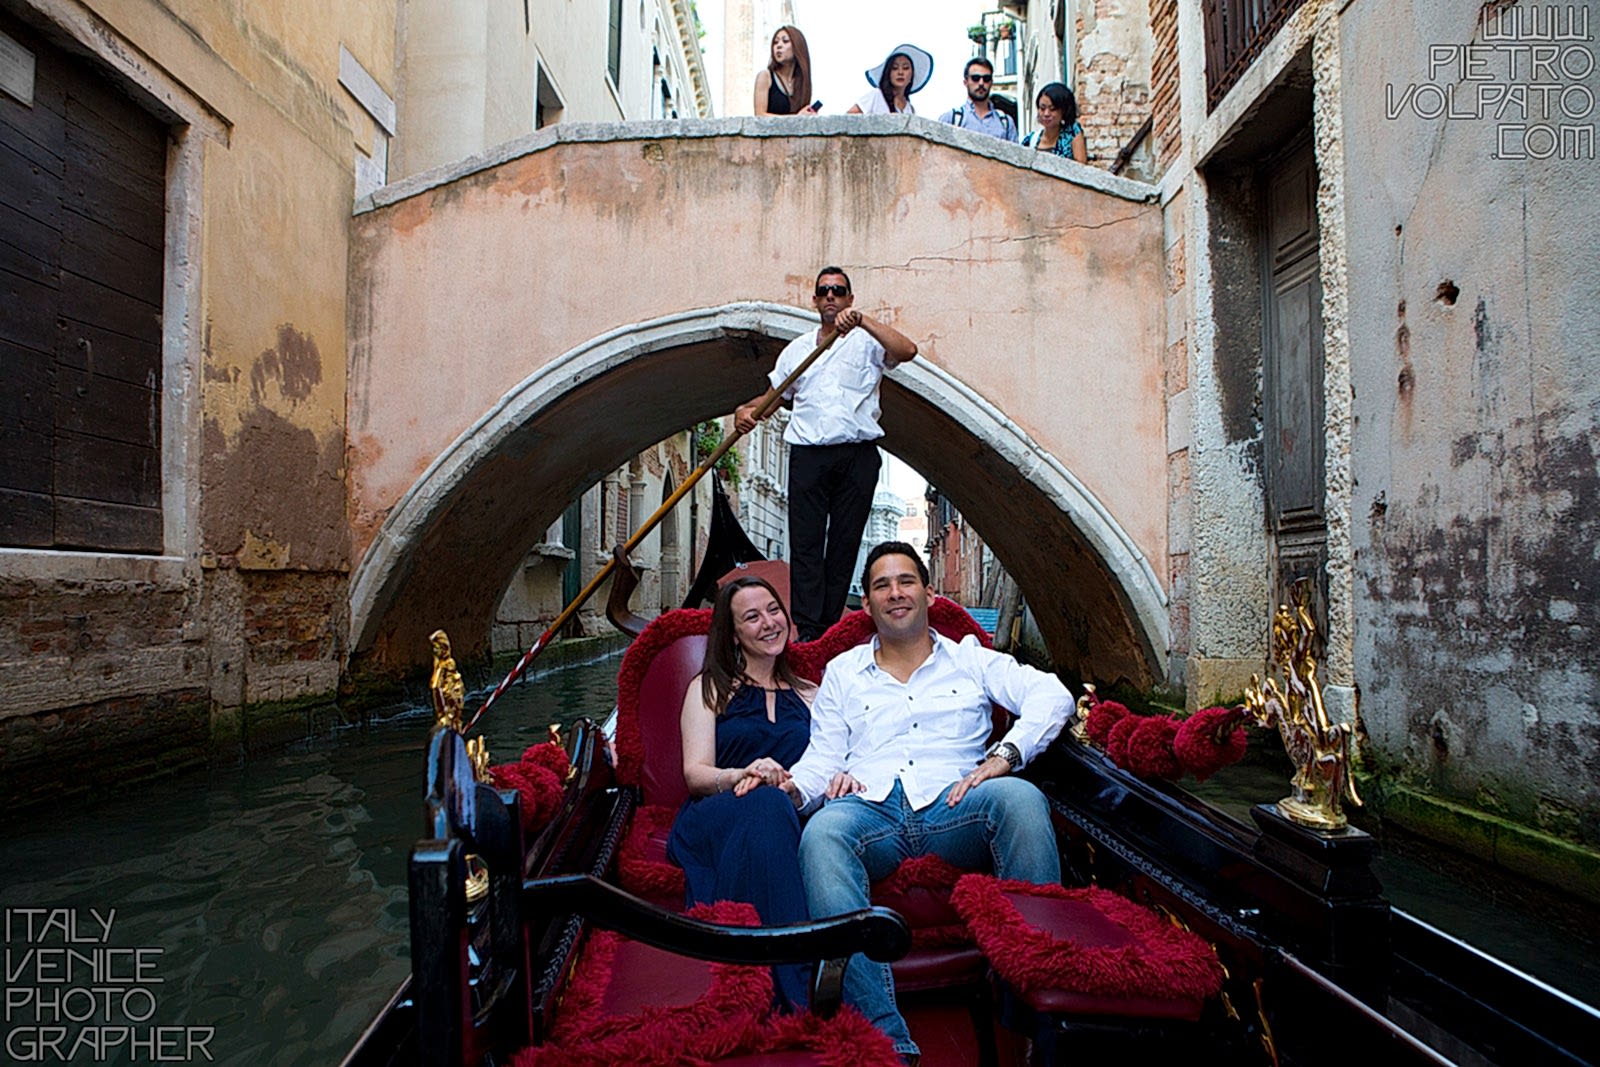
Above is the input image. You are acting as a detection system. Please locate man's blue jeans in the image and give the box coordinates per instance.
[798,777,1060,1057]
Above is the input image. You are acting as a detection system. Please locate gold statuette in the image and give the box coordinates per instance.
[1241,580,1362,831]
[429,629,467,732]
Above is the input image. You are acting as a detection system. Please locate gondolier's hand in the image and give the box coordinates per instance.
[946,754,1010,807]
[824,771,865,799]
[835,308,862,334]
[734,401,762,435]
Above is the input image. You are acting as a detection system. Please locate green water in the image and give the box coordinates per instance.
[1189,760,1600,1006]
[0,654,623,1067]
[2,655,1594,1066]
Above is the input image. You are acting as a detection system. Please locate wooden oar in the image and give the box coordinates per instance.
[465,327,840,732]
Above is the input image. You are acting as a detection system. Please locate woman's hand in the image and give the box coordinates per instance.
[731,757,790,796]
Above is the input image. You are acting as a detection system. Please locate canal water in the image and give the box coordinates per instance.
[2,654,1596,1065]
[0,654,624,1067]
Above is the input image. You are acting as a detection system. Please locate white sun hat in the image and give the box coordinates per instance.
[865,43,935,95]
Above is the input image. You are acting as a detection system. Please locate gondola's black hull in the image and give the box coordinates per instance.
[343,725,1600,1066]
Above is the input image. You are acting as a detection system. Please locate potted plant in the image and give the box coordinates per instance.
[967,23,988,45]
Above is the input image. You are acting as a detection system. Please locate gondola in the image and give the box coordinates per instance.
[342,517,1599,1066]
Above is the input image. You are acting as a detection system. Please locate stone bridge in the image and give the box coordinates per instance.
[346,117,1168,687]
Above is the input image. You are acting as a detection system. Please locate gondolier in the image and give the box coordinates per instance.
[735,267,918,641]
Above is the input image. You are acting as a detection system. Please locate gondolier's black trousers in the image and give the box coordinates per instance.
[788,441,881,642]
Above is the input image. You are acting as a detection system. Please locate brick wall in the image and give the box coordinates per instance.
[1150,0,1181,169]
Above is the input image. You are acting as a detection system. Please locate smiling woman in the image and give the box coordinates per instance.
[666,575,818,1010]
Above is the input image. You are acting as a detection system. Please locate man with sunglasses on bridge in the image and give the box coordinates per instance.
[735,268,918,642]
[937,57,1017,142]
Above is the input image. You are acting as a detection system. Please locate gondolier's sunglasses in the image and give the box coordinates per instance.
[815,284,850,297]
[967,73,993,82]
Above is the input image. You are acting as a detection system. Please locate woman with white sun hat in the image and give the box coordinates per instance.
[847,43,934,115]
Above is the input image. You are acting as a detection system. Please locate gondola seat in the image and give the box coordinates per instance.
[514,899,905,1067]
[950,875,1223,1055]
[611,601,1002,990]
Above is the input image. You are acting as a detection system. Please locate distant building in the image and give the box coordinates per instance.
[924,487,999,608]
[737,411,791,561]
[719,0,797,116]
[849,460,915,601]
[393,0,712,183]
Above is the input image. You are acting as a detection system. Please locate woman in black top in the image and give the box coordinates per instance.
[754,25,817,115]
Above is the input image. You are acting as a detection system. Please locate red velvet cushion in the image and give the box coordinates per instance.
[950,876,1222,1020]
[890,945,988,993]
[514,901,770,1066]
[636,635,706,809]
[616,804,685,906]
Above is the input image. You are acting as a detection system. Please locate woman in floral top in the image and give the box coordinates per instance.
[1022,82,1087,163]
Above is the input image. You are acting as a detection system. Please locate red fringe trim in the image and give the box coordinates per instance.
[490,739,572,833]
[743,1007,904,1066]
[1125,716,1182,780]
[1083,699,1130,746]
[871,852,966,895]
[1104,713,1143,767]
[616,803,685,903]
[1172,706,1249,782]
[515,901,772,1067]
[950,875,1223,1001]
[1080,689,1248,784]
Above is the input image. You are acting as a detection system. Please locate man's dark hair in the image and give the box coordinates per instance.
[963,57,995,79]
[861,541,930,591]
[815,265,851,292]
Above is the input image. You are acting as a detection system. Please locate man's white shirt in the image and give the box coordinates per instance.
[771,326,896,446]
[788,627,1073,810]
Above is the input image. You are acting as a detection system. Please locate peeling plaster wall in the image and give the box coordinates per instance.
[1,0,390,806]
[1342,4,1600,843]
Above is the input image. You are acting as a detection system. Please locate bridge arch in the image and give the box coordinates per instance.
[349,303,1166,686]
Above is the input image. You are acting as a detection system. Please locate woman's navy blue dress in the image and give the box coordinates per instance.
[666,684,811,1010]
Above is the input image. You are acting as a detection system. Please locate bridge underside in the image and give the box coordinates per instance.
[349,324,1159,690]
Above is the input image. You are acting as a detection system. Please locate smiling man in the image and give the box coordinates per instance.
[781,541,1072,1062]
[735,269,918,641]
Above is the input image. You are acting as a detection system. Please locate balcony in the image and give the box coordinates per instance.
[1202,0,1310,110]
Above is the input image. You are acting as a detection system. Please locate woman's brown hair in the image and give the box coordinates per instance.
[701,576,804,713]
[768,25,813,114]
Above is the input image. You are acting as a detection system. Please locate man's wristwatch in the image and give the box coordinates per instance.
[985,741,1022,772]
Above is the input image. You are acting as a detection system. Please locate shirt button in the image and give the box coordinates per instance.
[909,760,915,765]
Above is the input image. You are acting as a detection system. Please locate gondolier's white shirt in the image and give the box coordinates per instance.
[787,629,1073,810]
[771,326,896,447]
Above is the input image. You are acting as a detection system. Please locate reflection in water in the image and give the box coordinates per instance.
[0,655,621,1067]
[1190,759,1600,1006]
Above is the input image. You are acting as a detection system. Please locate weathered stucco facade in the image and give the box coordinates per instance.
[1157,0,1600,873]
[0,0,715,807]
[1,0,392,805]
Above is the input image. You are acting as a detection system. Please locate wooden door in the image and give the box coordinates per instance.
[1260,132,1327,627]
[1,11,166,553]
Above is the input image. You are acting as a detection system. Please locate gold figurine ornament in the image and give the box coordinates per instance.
[1070,683,1097,745]
[1242,581,1362,831]
[429,629,466,732]
[429,629,493,784]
